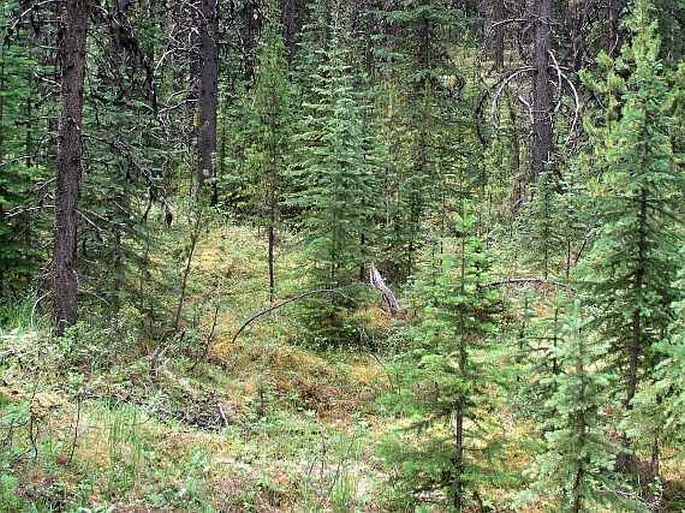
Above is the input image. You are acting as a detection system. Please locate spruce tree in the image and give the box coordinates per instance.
[633,263,685,475]
[381,0,456,280]
[0,2,49,296]
[244,1,293,301]
[580,0,683,462]
[290,11,379,345]
[525,302,619,512]
[384,208,502,510]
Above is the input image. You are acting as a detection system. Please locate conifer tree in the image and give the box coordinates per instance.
[525,302,619,512]
[580,0,684,469]
[290,10,379,344]
[381,0,456,280]
[385,208,501,510]
[0,2,49,295]
[245,1,293,301]
[633,264,685,476]
[53,0,89,335]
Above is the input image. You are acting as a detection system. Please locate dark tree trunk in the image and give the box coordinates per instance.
[453,341,467,511]
[241,0,261,80]
[566,0,587,71]
[453,404,464,511]
[531,0,553,183]
[626,186,649,409]
[54,0,89,336]
[607,0,623,57]
[197,0,219,201]
[268,221,275,303]
[281,0,304,59]
[493,0,505,70]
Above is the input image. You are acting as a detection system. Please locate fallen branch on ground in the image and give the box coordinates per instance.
[484,278,575,291]
[231,288,355,344]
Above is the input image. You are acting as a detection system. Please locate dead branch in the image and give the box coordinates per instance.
[369,266,400,317]
[484,278,575,291]
[548,50,581,141]
[231,288,354,344]
[548,50,563,114]
[10,0,60,31]
[490,66,535,123]
[482,18,529,44]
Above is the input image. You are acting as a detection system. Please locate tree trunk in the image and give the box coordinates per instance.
[493,0,505,70]
[268,216,275,304]
[242,0,261,80]
[531,0,552,183]
[626,186,648,409]
[281,0,304,59]
[197,0,219,201]
[54,0,89,336]
[453,340,467,511]
[453,401,464,511]
[607,0,623,57]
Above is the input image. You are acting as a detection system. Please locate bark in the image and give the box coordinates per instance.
[54,0,89,336]
[493,0,505,70]
[454,404,464,511]
[268,219,275,303]
[626,186,648,409]
[607,0,623,57]
[196,0,219,201]
[531,0,553,183]
[566,0,587,71]
[281,0,304,59]
[369,265,400,316]
[241,0,261,80]
[453,342,467,511]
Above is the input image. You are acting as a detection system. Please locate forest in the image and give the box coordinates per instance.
[0,0,684,511]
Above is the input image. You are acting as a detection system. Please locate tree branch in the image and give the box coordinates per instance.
[484,278,575,291]
[231,288,355,344]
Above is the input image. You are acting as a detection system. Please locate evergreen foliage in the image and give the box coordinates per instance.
[0,2,49,295]
[383,209,503,510]
[1,0,684,510]
[380,0,458,280]
[524,302,620,512]
[290,12,380,345]
[243,1,294,299]
[580,0,684,419]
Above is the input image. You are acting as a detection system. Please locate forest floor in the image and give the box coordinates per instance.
[1,223,684,512]
[0,224,404,512]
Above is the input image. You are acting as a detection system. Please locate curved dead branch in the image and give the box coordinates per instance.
[484,278,575,291]
[548,50,581,141]
[231,288,355,344]
[490,66,535,123]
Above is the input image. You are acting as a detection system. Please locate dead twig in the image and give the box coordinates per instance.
[231,288,355,344]
[484,278,575,291]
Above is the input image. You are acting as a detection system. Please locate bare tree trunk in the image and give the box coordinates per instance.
[453,404,464,511]
[607,0,623,57]
[453,340,467,511]
[242,0,261,80]
[268,211,275,304]
[196,0,219,201]
[54,0,89,336]
[493,0,505,70]
[566,0,586,71]
[281,0,304,59]
[531,0,552,184]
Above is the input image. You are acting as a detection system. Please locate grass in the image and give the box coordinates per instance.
[1,221,683,512]
[0,222,393,511]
